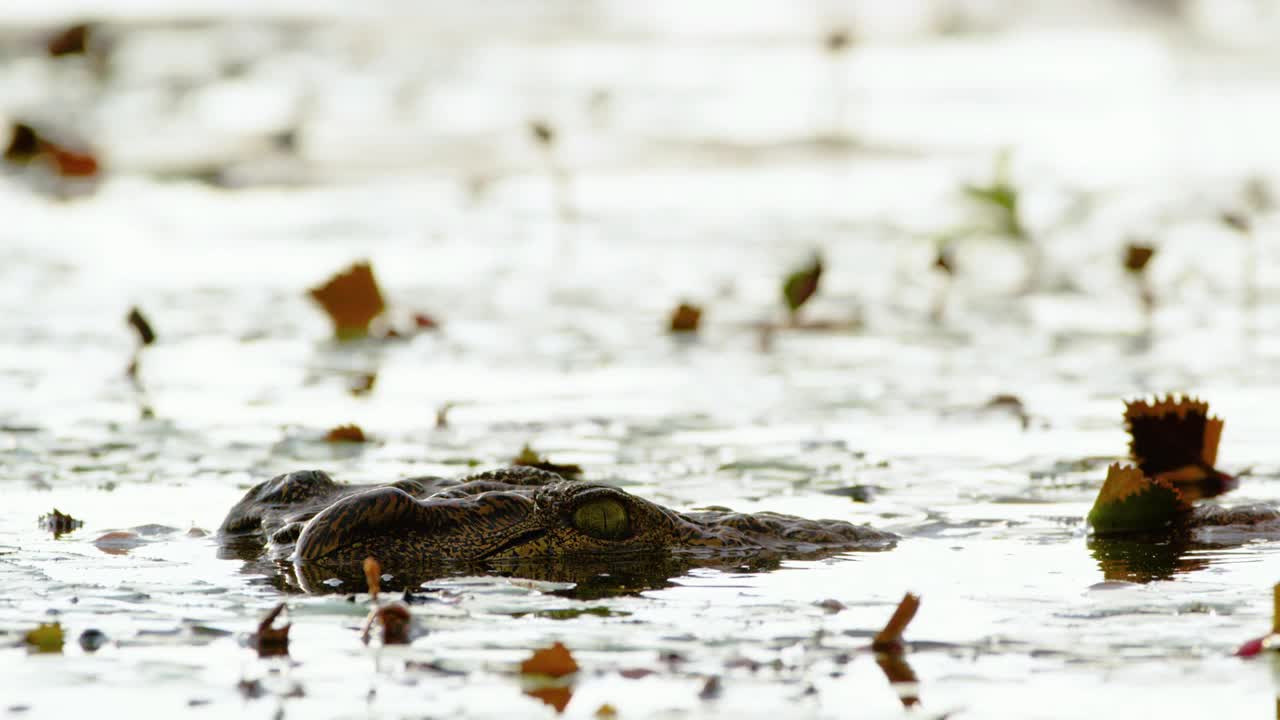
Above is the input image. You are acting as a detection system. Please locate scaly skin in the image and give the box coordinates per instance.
[219,467,897,588]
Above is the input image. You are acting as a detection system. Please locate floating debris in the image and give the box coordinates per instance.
[530,120,555,147]
[669,303,703,333]
[520,642,579,677]
[126,307,157,346]
[24,623,64,653]
[38,508,82,537]
[513,445,583,479]
[78,628,107,652]
[824,28,852,53]
[325,424,367,443]
[252,603,290,658]
[595,703,618,718]
[308,262,386,341]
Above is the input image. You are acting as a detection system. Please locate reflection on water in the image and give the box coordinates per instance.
[1088,531,1208,583]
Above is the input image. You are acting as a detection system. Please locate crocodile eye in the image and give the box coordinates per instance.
[571,499,630,540]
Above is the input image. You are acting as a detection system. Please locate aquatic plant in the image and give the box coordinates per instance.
[1088,396,1234,535]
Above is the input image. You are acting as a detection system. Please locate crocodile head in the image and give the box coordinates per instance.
[219,466,896,592]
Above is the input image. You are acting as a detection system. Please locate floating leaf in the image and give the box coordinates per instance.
[253,603,290,658]
[520,641,579,677]
[530,121,556,147]
[513,445,583,479]
[824,28,852,53]
[308,262,386,340]
[363,556,382,600]
[871,592,920,652]
[325,424,366,443]
[1087,464,1190,535]
[1123,244,1155,274]
[782,254,823,317]
[698,675,722,700]
[1236,583,1280,657]
[669,303,702,333]
[25,623,64,653]
[38,508,82,537]
[1220,210,1251,234]
[47,24,90,57]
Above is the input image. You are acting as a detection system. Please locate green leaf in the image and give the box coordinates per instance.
[1087,464,1191,535]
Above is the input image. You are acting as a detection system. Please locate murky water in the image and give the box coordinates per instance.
[4,3,1280,718]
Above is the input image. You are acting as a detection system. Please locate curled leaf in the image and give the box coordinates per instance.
[5,123,40,163]
[363,603,412,646]
[253,603,290,658]
[1087,464,1190,535]
[871,592,920,652]
[308,262,386,340]
[963,152,1025,240]
[363,556,382,600]
[520,641,579,677]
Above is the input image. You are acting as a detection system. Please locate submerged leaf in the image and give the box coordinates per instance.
[1087,464,1191,535]
[25,623,64,653]
[513,445,583,479]
[521,642,580,677]
[308,262,386,340]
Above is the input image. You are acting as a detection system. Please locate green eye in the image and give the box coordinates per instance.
[571,499,630,540]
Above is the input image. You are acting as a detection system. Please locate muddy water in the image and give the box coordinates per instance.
[4,4,1280,718]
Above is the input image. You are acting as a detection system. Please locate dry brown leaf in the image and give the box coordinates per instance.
[1123,244,1155,273]
[595,703,618,718]
[871,592,921,652]
[520,641,580,677]
[669,303,703,333]
[308,262,386,340]
[325,424,366,443]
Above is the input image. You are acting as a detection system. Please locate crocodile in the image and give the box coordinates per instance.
[219,466,897,593]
